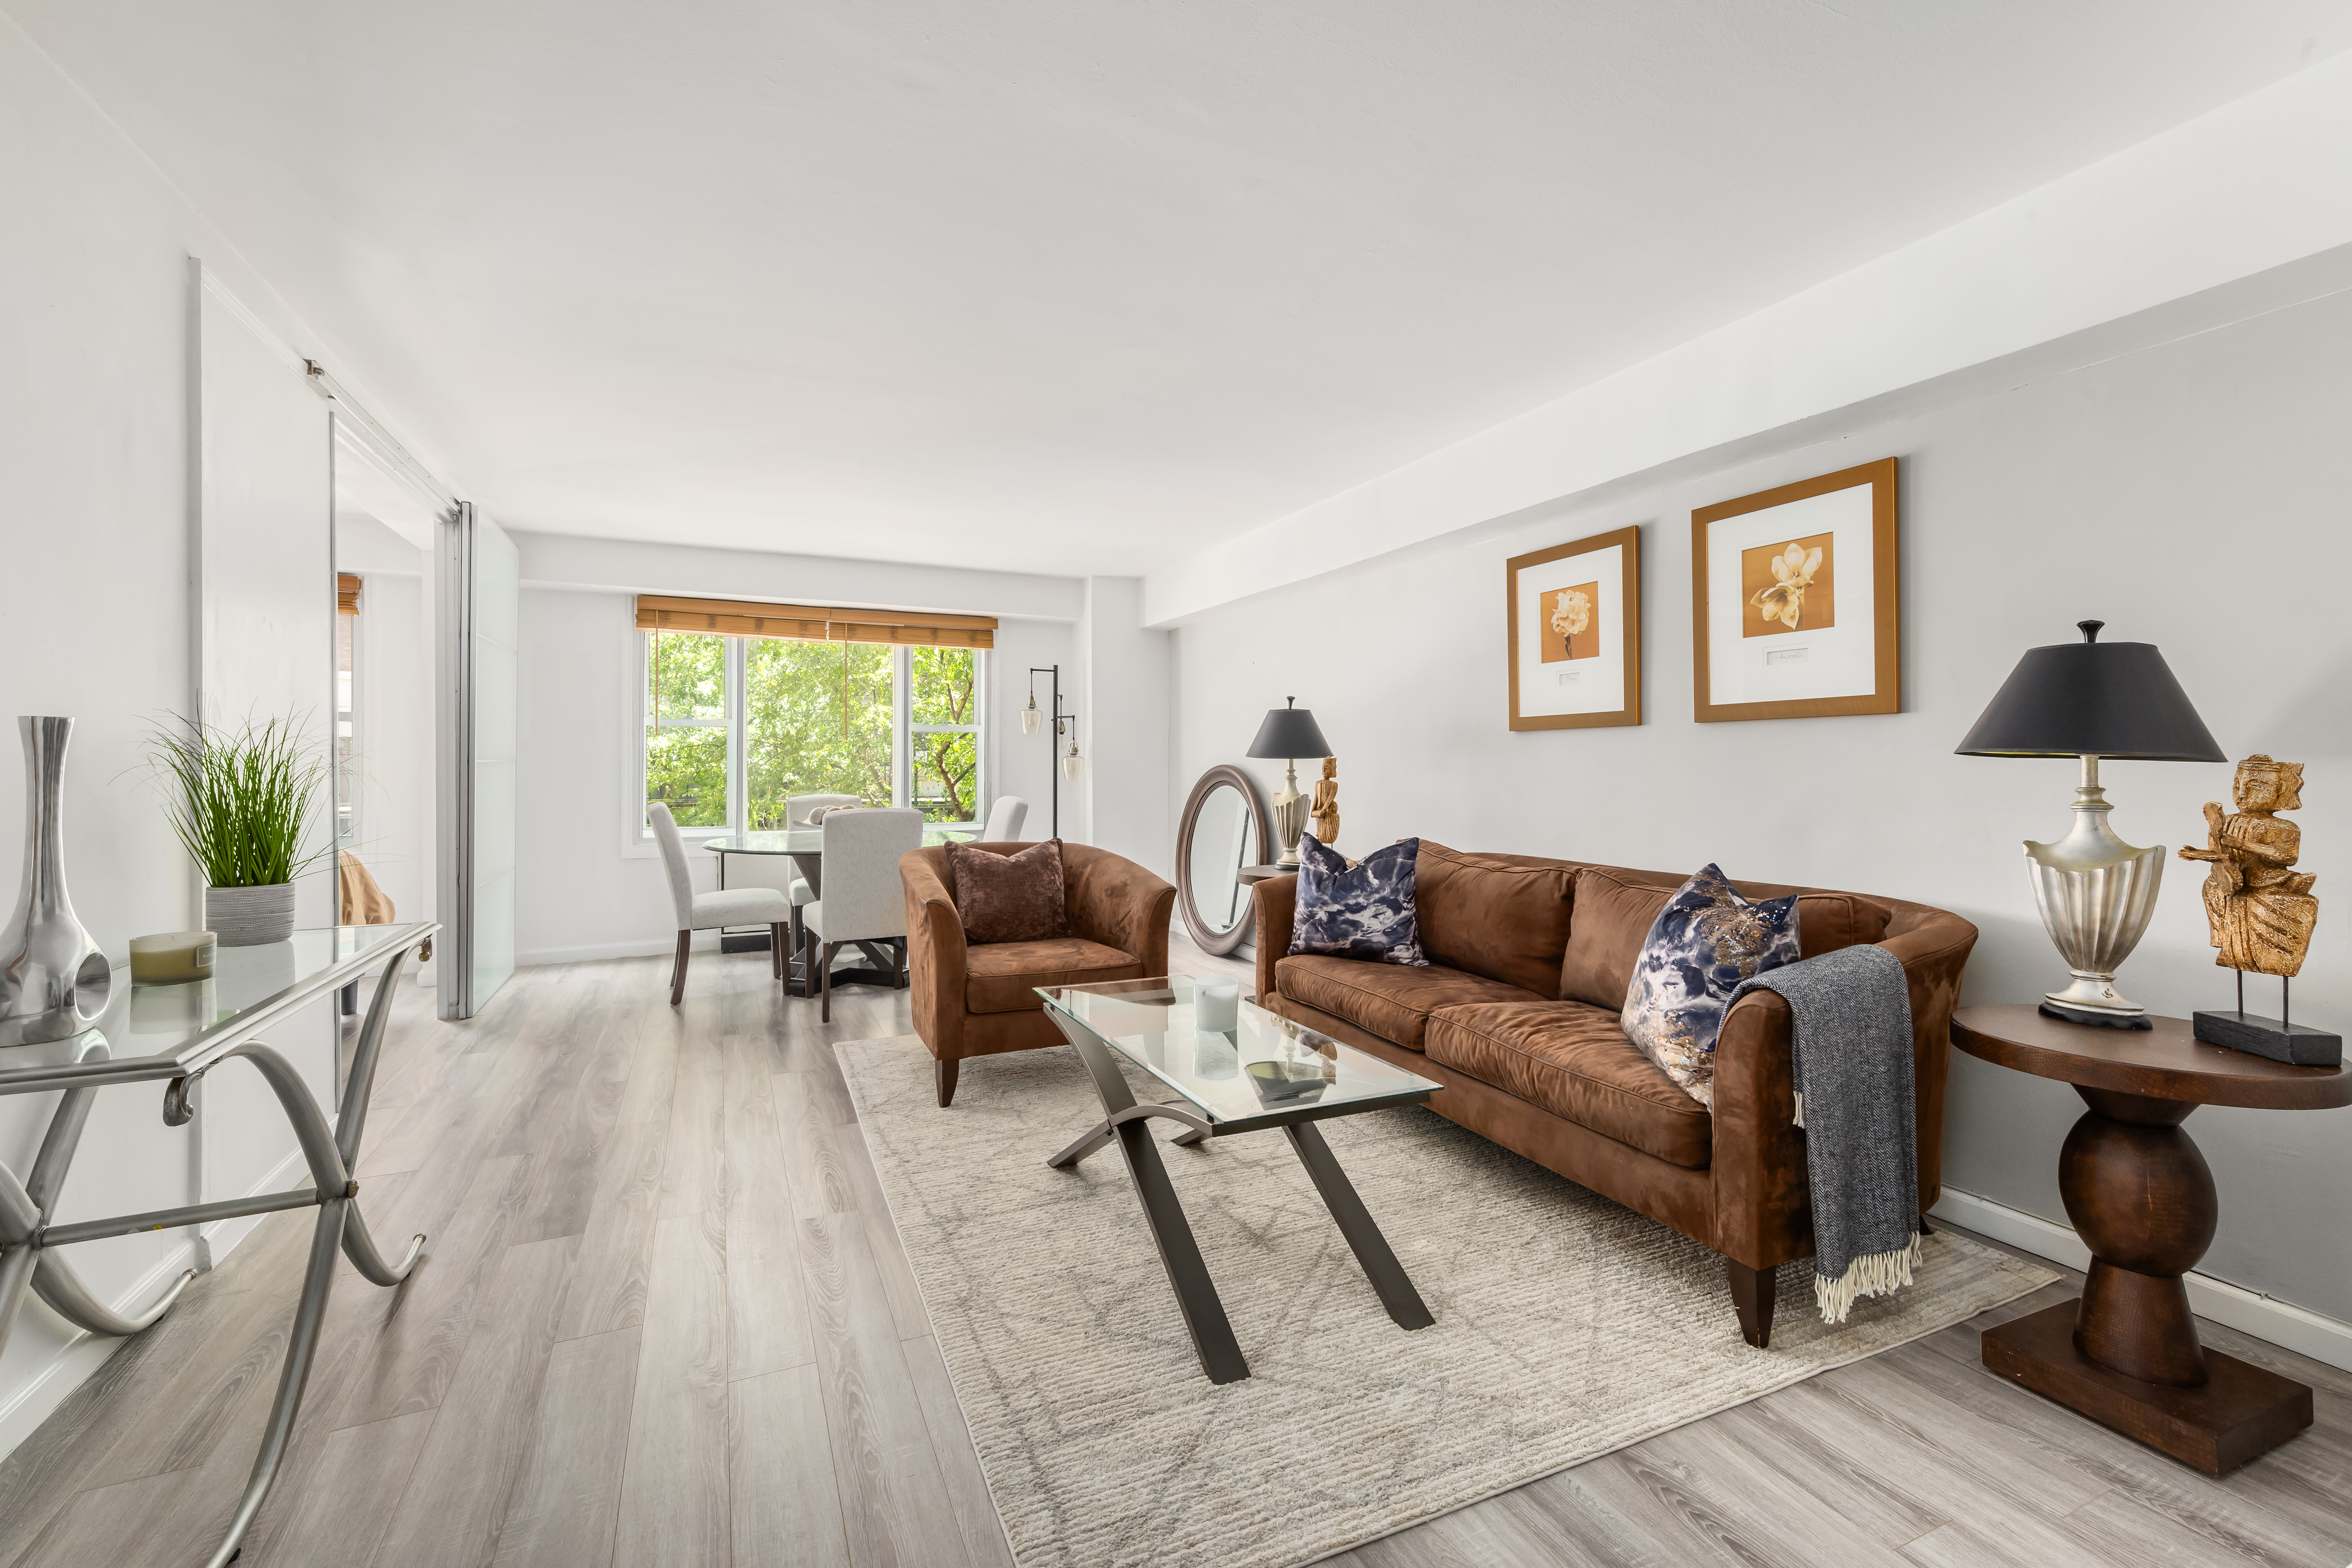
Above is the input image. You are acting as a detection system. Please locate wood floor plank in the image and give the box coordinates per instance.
[82,1287,296,1488]
[555,1112,669,1341]
[900,1335,1014,1568]
[367,1234,579,1568]
[6,1466,199,1568]
[726,1042,815,1381]
[778,1071,859,1224]
[799,1210,973,1568]
[509,968,637,1245]
[731,1363,852,1568]
[337,1152,529,1427]
[613,1211,731,1567]
[248,1409,436,1568]
[0,1284,249,1565]
[489,1326,642,1568]
[834,1118,931,1340]
[659,1017,729,1219]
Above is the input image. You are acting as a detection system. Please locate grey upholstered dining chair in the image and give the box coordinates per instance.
[800,806,924,1020]
[781,793,861,951]
[980,795,1029,841]
[649,801,793,1005]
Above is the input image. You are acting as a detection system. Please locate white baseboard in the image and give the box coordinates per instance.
[0,1143,312,1460]
[516,935,699,966]
[1930,1186,2352,1373]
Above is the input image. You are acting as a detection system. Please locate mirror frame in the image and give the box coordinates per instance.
[1175,764,1272,956]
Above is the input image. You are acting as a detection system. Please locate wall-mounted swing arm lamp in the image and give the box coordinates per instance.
[1026,665,1082,839]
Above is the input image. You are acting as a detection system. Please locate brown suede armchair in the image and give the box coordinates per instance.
[901,841,1176,1107]
[1252,846,1977,1349]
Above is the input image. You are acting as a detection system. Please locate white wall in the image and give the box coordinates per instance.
[512,543,1081,965]
[0,16,360,1452]
[1075,577,1174,880]
[1173,285,2352,1328]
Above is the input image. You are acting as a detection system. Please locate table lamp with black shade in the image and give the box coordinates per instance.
[1956,620,2225,1029]
[1246,697,1332,867]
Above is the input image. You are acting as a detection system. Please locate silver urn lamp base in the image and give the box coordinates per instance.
[2025,755,2162,1030]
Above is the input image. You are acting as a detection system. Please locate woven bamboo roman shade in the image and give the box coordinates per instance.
[337,573,361,616]
[634,594,996,649]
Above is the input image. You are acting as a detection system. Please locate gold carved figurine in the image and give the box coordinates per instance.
[1310,757,1340,845]
[2178,754,2317,978]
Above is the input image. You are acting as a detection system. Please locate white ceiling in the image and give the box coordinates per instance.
[15,1,2352,576]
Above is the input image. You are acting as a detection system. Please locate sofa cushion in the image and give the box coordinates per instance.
[1415,842,1576,999]
[1559,864,1895,1008]
[1276,956,1537,1048]
[1619,864,1800,1108]
[1423,1000,1715,1168]
[1289,835,1427,965]
[946,838,1068,943]
[965,937,1140,1014]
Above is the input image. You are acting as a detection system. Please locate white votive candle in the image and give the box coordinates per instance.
[130,931,216,985]
[1195,978,1240,1033]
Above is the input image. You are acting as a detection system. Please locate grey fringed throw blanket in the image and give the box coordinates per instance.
[1730,943,1921,1323]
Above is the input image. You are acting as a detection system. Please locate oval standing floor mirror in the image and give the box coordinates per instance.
[1176,765,1271,956]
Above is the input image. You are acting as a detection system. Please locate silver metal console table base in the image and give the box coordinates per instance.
[0,926,434,1568]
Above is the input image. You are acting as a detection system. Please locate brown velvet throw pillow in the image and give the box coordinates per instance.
[946,839,1069,944]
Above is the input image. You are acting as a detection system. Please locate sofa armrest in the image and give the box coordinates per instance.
[1252,874,1297,1004]
[1709,915,1978,1269]
[1065,847,1176,975]
[900,850,969,1063]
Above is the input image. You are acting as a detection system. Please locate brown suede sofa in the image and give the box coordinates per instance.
[1253,842,1976,1348]
[902,841,1176,1108]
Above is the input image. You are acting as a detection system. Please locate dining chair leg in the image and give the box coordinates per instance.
[770,923,786,981]
[669,930,691,1007]
[789,906,805,992]
[821,941,834,1023]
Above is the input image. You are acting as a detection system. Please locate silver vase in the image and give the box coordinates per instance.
[0,717,111,1041]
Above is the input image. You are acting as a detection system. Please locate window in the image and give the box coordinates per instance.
[640,628,988,839]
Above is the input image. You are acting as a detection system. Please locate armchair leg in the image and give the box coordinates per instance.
[1726,1258,1777,1349]
[669,930,691,1007]
[936,1057,959,1108]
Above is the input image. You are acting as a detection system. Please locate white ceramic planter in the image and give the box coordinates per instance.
[205,882,297,947]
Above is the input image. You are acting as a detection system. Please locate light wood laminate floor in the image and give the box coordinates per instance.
[3,939,2349,1567]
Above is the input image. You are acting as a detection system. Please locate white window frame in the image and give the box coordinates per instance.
[626,626,988,855]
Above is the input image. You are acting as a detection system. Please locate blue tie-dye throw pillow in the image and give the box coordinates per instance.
[1286,834,1429,966]
[1621,864,1798,1106]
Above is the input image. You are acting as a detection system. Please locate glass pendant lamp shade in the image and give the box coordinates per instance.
[1021,693,1042,735]
[1062,743,1084,781]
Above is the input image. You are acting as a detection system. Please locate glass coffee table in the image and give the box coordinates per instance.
[1038,976,1442,1384]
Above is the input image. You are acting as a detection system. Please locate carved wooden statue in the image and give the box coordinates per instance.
[2178,754,2318,978]
[1310,756,1340,845]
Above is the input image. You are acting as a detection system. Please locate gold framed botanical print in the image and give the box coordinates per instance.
[1691,458,1898,723]
[1507,524,1640,730]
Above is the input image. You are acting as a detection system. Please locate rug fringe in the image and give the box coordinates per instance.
[1815,1231,1922,1323]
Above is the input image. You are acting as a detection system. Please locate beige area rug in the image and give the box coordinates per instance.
[839,1036,2055,1568]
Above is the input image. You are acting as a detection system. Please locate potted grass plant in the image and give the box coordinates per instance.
[148,715,333,946]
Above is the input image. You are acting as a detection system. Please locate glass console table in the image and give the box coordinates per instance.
[0,922,436,1568]
[1038,977,1440,1384]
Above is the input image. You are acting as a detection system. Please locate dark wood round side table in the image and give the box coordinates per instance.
[1951,1004,2352,1474]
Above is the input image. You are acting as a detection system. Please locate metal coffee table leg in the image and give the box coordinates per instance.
[1283,1121,1433,1330]
[1048,1014,1250,1384]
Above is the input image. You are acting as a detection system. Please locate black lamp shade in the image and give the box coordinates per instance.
[1246,700,1332,760]
[1955,628,2223,761]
